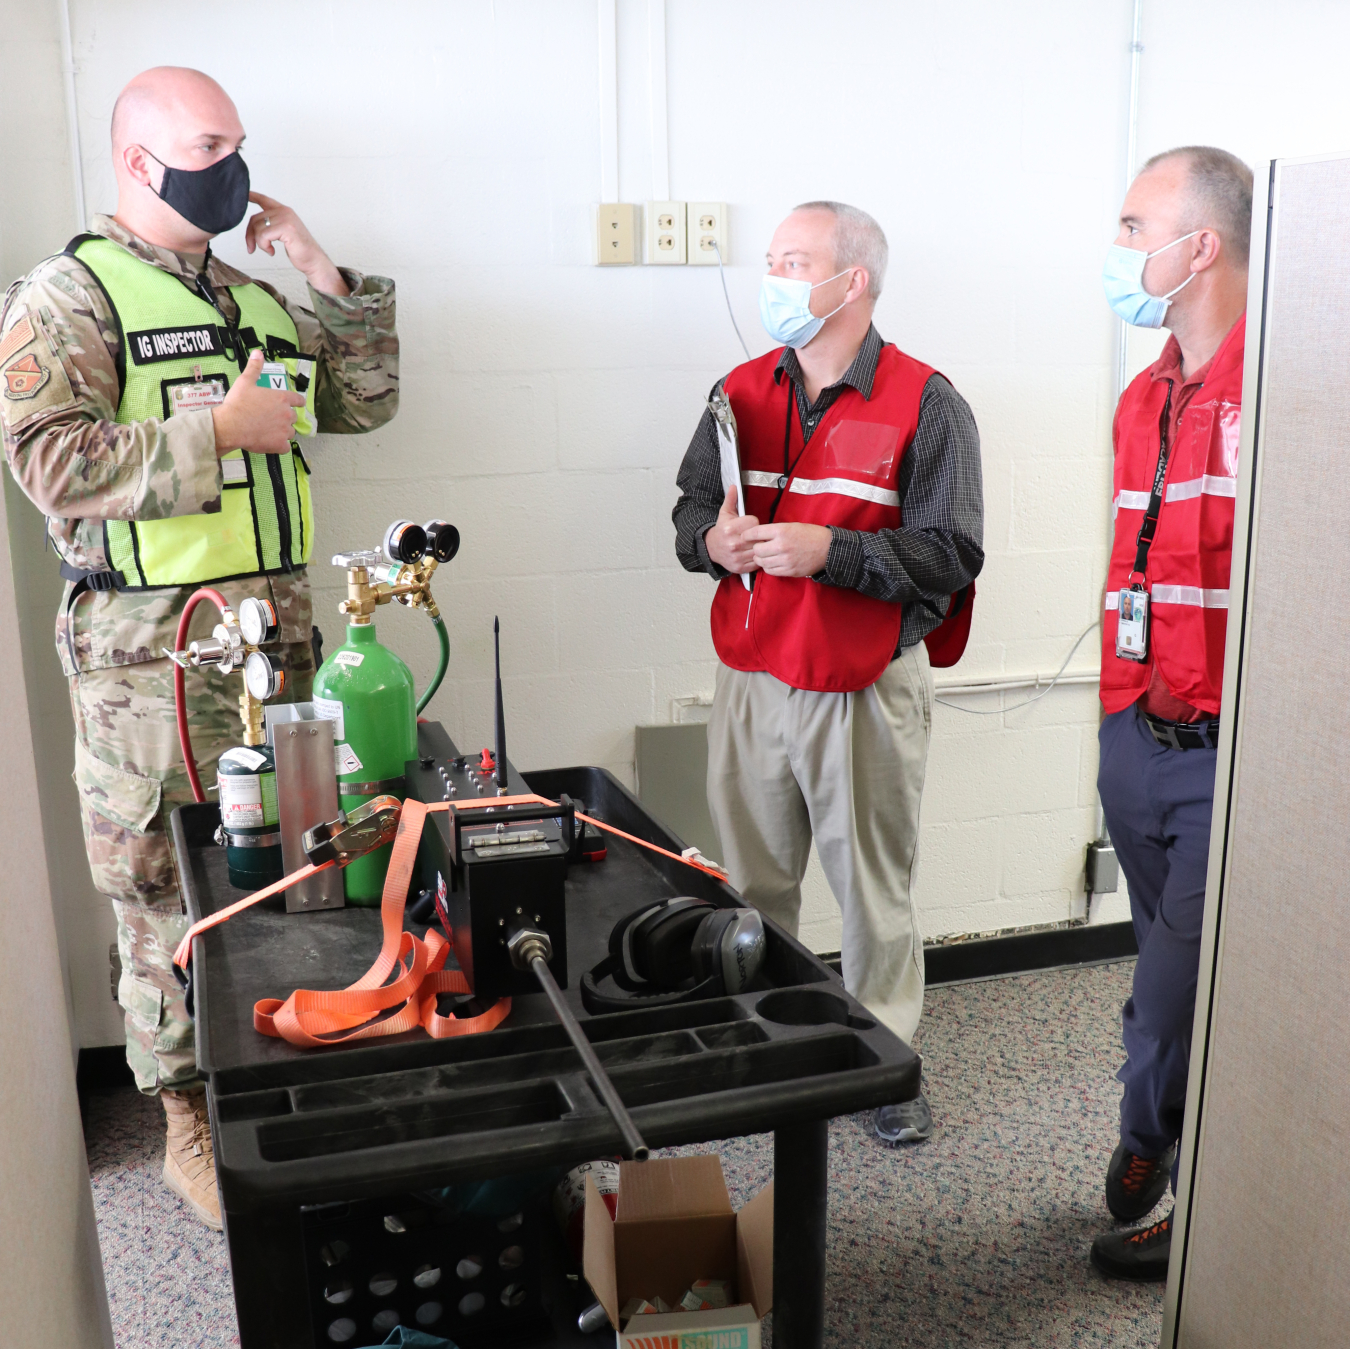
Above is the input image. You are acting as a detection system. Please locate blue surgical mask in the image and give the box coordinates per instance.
[759,270,852,349]
[1102,232,1199,328]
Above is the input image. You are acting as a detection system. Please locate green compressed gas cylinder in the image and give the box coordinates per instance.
[216,745,283,889]
[312,620,418,905]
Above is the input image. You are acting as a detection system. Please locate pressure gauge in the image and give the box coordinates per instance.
[383,519,428,565]
[238,596,279,646]
[422,519,461,563]
[244,650,286,701]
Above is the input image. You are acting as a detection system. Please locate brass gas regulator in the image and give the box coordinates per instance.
[336,519,460,627]
[164,596,287,747]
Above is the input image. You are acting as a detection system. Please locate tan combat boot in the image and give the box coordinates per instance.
[161,1087,223,1231]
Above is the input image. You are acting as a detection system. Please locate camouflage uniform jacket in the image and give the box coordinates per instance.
[0,213,399,675]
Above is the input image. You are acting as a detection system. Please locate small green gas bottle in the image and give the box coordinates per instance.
[312,617,418,905]
[216,744,283,889]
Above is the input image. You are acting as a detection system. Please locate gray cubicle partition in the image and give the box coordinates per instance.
[1163,153,1350,1347]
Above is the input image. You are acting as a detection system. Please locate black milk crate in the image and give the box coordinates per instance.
[304,1190,550,1347]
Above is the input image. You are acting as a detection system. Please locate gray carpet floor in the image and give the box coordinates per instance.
[83,960,1164,1348]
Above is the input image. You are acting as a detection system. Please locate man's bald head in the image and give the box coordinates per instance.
[110,68,248,250]
[111,67,242,157]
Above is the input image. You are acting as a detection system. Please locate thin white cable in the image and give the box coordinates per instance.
[711,239,751,362]
[935,619,1101,715]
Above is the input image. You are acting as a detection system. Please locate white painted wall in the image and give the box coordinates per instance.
[11,2,1350,1041]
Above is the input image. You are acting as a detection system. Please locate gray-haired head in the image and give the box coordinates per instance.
[793,200,889,300]
[1140,146,1254,267]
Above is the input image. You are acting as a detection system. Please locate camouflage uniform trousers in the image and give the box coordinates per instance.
[69,641,314,1094]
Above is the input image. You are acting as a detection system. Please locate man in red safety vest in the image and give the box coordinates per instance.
[673,202,984,1144]
[1089,147,1253,1280]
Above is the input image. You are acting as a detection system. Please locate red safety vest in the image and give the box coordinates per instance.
[710,344,937,693]
[1101,314,1245,715]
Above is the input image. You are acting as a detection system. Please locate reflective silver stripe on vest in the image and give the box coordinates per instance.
[1105,587,1229,610]
[1164,474,1237,502]
[221,458,248,484]
[1113,476,1236,516]
[1114,489,1152,515]
[788,476,900,508]
[742,469,900,506]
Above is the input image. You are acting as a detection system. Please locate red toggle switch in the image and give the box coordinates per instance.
[479,747,495,772]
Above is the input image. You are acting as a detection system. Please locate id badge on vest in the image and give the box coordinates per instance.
[1116,586,1150,661]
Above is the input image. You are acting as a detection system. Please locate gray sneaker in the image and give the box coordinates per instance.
[874,1092,933,1144]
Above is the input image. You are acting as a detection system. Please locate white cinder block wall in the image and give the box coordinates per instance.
[11,2,1350,1043]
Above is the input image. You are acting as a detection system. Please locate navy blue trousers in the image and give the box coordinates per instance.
[1097,707,1216,1170]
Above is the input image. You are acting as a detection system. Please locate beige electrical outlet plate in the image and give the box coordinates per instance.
[688,201,728,265]
[645,201,687,263]
[596,203,640,265]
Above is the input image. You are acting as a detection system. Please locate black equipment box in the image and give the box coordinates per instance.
[173,723,921,1349]
[405,747,570,999]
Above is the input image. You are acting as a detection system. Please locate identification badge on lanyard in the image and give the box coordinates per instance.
[166,373,227,416]
[257,360,289,391]
[1116,586,1150,661]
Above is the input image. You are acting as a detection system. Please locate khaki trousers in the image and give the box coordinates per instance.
[706,645,933,1044]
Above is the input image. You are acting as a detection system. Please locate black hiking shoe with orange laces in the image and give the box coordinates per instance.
[1105,1142,1176,1221]
[1091,1210,1173,1281]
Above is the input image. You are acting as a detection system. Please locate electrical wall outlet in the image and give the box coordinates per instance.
[646,201,686,264]
[595,203,640,265]
[688,201,729,266]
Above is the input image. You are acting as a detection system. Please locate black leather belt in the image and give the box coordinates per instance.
[1141,710,1220,751]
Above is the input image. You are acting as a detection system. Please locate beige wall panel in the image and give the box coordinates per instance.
[1176,156,1350,1345]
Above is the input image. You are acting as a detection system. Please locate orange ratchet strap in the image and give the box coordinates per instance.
[173,793,727,1049]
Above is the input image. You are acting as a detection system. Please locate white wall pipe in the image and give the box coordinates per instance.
[1115,0,1145,402]
[647,0,669,201]
[598,0,619,202]
[1092,0,1146,863]
[934,672,1100,697]
[59,0,86,231]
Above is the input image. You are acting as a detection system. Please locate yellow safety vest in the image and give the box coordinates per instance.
[70,234,316,589]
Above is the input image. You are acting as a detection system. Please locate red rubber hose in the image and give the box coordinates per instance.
[174,588,231,803]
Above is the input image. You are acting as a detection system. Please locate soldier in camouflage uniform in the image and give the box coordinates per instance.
[0,67,398,1229]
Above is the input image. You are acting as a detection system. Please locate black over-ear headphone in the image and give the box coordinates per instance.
[580,897,767,1013]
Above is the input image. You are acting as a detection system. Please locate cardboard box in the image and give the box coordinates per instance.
[583,1155,773,1349]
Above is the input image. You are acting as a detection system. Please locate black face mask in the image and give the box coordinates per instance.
[144,148,251,236]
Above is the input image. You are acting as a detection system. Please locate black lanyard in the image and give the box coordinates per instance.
[192,267,250,376]
[1129,379,1175,585]
[767,378,814,523]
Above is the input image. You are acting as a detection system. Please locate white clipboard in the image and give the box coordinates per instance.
[706,387,752,591]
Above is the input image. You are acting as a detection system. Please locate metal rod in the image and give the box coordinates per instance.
[528,954,649,1160]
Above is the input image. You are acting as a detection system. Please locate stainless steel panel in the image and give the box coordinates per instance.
[273,718,344,912]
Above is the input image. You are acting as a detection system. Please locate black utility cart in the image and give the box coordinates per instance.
[174,722,921,1349]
